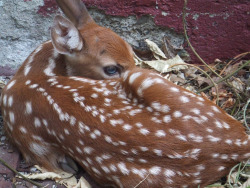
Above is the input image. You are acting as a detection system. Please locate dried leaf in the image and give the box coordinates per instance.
[231,79,244,92]
[184,85,197,93]
[145,39,166,60]
[184,67,198,78]
[162,37,177,59]
[221,98,236,109]
[143,55,187,73]
[133,52,143,66]
[196,76,212,87]
[169,74,186,84]
[20,171,61,180]
[74,177,92,188]
[0,80,5,89]
[17,165,91,188]
[240,177,250,188]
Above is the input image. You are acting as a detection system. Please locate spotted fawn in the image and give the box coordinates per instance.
[1,0,249,187]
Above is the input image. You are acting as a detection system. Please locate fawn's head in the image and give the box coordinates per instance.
[51,0,135,79]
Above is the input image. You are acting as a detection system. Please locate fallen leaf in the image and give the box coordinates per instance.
[143,55,187,73]
[221,98,236,109]
[196,75,212,87]
[17,165,91,188]
[133,52,143,66]
[169,74,186,84]
[162,37,177,59]
[20,171,61,180]
[145,39,166,60]
[231,78,244,92]
[240,177,250,188]
[74,177,91,188]
[0,80,5,89]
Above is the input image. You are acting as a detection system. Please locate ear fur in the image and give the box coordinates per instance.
[56,0,94,29]
[51,15,83,55]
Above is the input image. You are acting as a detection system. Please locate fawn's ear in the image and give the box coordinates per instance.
[51,15,83,55]
[56,0,94,29]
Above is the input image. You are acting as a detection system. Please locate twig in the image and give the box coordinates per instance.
[227,163,240,188]
[134,174,150,188]
[219,52,250,76]
[197,60,250,93]
[0,157,43,187]
[243,99,250,131]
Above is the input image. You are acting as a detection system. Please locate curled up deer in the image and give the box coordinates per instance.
[1,0,249,187]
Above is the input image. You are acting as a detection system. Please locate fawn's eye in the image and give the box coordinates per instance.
[103,65,120,76]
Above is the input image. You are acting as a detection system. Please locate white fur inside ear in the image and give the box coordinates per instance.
[67,29,83,51]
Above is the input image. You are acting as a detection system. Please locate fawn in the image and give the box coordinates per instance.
[1,0,249,187]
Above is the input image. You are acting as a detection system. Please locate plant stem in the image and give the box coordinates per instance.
[197,60,250,93]
[0,158,43,187]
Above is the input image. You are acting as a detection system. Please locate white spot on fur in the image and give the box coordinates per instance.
[212,153,219,158]
[231,154,239,160]
[34,117,41,128]
[207,135,221,142]
[173,111,182,118]
[164,169,175,177]
[180,96,190,103]
[20,126,27,134]
[84,147,94,154]
[137,78,164,96]
[24,45,42,76]
[44,58,56,76]
[29,142,48,157]
[91,93,98,98]
[225,139,232,145]
[32,135,44,141]
[64,128,70,135]
[149,166,161,175]
[163,115,172,123]
[129,72,142,85]
[2,95,7,106]
[170,87,179,92]
[118,162,130,175]
[42,119,48,127]
[153,149,163,156]
[191,108,200,115]
[123,124,132,131]
[176,134,187,141]
[215,120,223,128]
[129,109,142,116]
[151,102,170,113]
[9,111,15,124]
[104,135,112,143]
[139,128,150,135]
[207,112,214,117]
[218,166,225,171]
[25,102,32,114]
[155,130,166,137]
[8,96,13,107]
[188,133,203,143]
[25,80,31,85]
[140,147,149,152]
[222,122,230,129]
[212,106,220,113]
[6,80,16,90]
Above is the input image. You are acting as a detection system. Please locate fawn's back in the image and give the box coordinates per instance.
[1,0,250,187]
